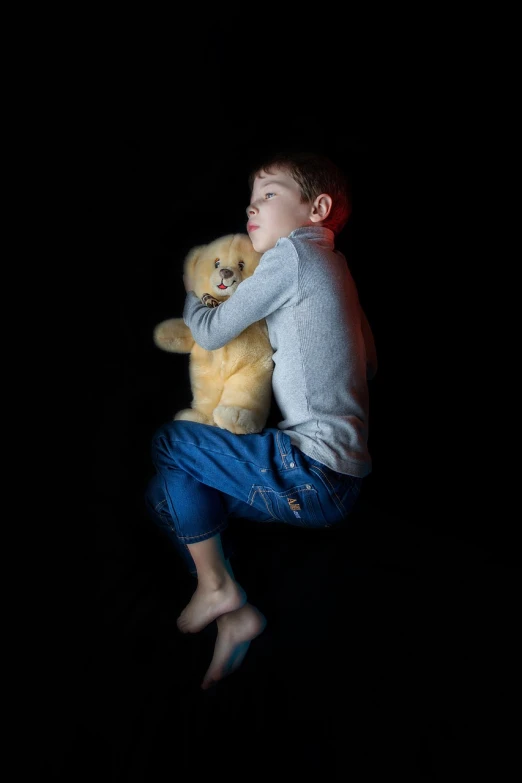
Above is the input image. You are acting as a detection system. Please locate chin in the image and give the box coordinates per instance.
[251,237,267,254]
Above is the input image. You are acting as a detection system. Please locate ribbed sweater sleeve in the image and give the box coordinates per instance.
[183,245,295,350]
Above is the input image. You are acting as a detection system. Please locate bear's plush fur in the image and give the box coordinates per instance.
[153,234,274,435]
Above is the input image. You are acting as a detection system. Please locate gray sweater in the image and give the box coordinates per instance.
[183,226,373,477]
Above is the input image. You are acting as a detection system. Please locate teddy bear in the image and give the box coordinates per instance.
[153,233,274,435]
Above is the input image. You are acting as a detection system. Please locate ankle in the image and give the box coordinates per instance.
[197,569,232,591]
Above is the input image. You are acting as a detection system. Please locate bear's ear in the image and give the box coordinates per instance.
[183,244,205,276]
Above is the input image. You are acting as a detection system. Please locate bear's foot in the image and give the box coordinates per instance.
[213,406,265,435]
[174,409,214,426]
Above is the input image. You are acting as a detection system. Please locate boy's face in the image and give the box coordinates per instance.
[246,166,315,254]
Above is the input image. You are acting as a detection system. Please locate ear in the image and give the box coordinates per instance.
[184,244,204,276]
[183,244,204,293]
[309,194,333,224]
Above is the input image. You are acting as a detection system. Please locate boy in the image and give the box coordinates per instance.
[146,151,377,690]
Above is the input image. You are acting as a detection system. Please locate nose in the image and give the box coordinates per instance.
[246,203,257,217]
[220,268,233,280]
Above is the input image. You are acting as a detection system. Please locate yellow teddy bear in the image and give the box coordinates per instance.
[153,234,274,435]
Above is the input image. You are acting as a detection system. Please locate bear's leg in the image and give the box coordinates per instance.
[174,408,214,426]
[213,367,273,434]
[186,355,224,428]
[213,406,266,435]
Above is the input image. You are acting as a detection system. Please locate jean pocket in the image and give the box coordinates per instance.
[260,484,327,527]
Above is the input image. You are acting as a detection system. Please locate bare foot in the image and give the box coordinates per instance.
[176,578,246,634]
[201,603,267,690]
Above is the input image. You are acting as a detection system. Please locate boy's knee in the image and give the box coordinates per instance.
[144,473,165,514]
[151,420,181,460]
[151,419,200,462]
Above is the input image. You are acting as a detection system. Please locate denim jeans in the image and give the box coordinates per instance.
[145,421,363,575]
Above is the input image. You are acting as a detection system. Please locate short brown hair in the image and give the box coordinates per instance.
[248,151,352,236]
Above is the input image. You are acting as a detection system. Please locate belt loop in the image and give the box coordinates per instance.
[276,431,295,470]
[276,431,287,469]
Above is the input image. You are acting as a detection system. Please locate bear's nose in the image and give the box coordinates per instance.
[220,268,233,280]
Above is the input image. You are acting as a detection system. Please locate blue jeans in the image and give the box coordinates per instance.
[145,421,363,575]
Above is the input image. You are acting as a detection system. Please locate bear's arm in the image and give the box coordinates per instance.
[153,318,195,354]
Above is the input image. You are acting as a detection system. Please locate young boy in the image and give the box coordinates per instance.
[146,151,377,690]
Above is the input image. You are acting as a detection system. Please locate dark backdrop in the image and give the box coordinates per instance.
[40,69,514,780]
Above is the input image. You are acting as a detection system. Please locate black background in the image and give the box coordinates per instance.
[39,41,515,780]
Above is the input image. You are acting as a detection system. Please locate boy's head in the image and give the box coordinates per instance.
[246,151,351,254]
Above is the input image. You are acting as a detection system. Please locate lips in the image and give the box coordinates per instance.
[248,224,259,232]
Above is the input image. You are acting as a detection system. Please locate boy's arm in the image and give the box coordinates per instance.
[361,306,378,380]
[183,246,294,350]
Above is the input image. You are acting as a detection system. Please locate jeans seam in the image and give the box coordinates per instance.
[276,431,288,468]
[177,518,229,543]
[153,499,176,532]
[249,487,277,521]
[154,499,168,514]
[309,465,346,516]
[162,436,267,471]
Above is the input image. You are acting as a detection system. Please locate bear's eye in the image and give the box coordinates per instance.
[238,261,245,270]
[214,259,220,268]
